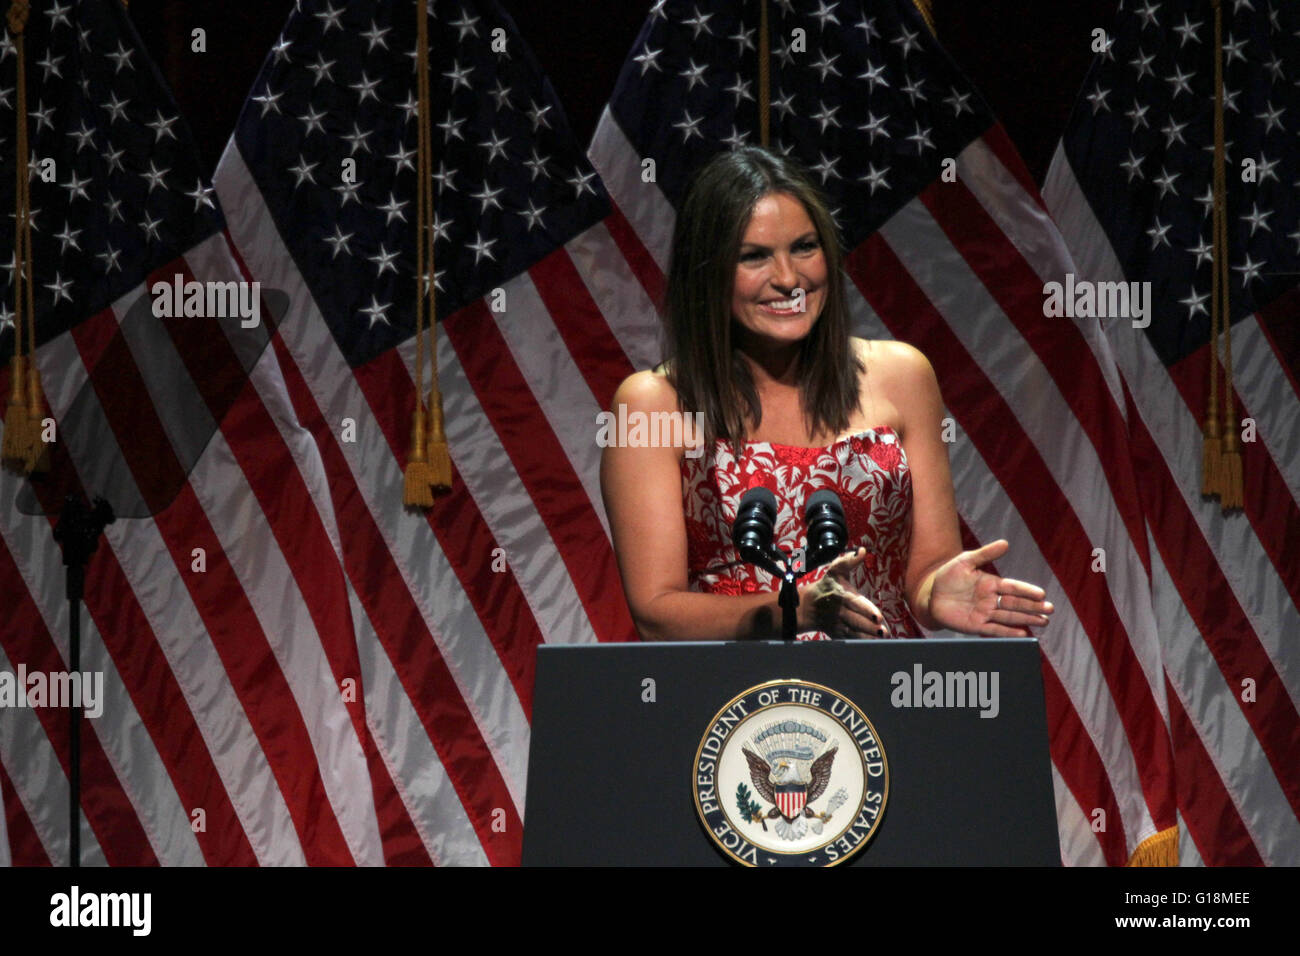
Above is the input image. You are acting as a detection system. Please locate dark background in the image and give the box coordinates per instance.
[128,1,1120,187]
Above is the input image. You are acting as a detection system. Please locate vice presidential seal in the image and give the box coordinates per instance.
[693,679,888,867]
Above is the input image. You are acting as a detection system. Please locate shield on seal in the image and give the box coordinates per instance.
[775,783,807,819]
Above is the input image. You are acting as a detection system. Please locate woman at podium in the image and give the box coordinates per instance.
[599,146,1053,641]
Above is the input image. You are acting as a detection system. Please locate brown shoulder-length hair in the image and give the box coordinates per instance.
[662,145,861,455]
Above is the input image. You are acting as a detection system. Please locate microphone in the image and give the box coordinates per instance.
[804,489,847,571]
[732,486,781,574]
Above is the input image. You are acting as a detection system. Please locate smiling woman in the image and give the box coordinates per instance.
[599,146,1054,642]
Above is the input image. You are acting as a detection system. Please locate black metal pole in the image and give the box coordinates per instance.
[52,494,113,869]
[779,570,799,641]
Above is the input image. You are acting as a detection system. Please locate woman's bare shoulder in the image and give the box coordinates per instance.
[611,367,680,415]
[852,337,937,389]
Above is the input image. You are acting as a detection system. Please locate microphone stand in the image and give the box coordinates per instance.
[51,495,115,868]
[734,489,847,641]
[735,544,834,641]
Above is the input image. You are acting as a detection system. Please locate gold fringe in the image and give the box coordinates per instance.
[1127,824,1179,867]
[21,362,47,473]
[1201,420,1222,498]
[425,392,452,492]
[403,404,435,509]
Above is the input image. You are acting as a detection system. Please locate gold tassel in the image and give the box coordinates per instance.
[1127,824,1180,867]
[21,362,48,473]
[425,390,452,492]
[1200,417,1222,498]
[403,402,435,508]
[3,355,29,466]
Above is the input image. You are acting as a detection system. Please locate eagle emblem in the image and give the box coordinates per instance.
[737,719,848,841]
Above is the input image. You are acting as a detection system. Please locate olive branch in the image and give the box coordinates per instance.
[735,782,767,831]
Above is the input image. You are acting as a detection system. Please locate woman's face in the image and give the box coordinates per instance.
[730,191,828,349]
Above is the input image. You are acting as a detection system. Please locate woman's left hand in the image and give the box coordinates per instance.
[925,539,1053,636]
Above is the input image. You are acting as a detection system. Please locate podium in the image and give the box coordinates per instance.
[522,637,1059,866]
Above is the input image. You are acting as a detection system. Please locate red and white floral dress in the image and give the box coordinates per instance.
[680,427,920,639]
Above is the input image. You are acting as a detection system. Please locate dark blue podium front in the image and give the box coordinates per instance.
[522,637,1060,866]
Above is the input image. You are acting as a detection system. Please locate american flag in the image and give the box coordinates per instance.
[589,0,1184,865]
[0,0,282,865]
[1044,0,1300,865]
[4,0,639,868]
[210,0,637,866]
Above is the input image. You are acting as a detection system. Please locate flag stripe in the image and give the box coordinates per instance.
[218,149,532,851]
[487,273,613,536]
[16,511,208,866]
[1164,349,1300,643]
[350,589,484,866]
[1233,317,1300,503]
[589,108,673,271]
[1148,529,1300,863]
[1166,678,1265,866]
[1051,764,1105,866]
[0,552,157,865]
[0,634,106,865]
[529,249,636,410]
[1045,0,1300,855]
[1125,395,1300,821]
[270,334,524,863]
[976,490,1125,865]
[187,238,426,866]
[1039,655,1128,864]
[884,185,1161,690]
[954,140,1130,420]
[238,266,489,864]
[0,758,48,866]
[443,299,637,643]
[598,199,667,315]
[426,326,604,653]
[916,178,1151,575]
[851,228,1175,834]
[5,345,266,865]
[952,545,1121,866]
[566,222,663,371]
[69,313,356,865]
[846,281,1138,859]
[979,121,1049,213]
[163,255,394,865]
[353,347,547,717]
[18,333,300,865]
[1040,147,1300,858]
[218,234,540,815]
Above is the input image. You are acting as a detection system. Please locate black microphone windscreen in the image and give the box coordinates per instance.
[805,488,844,519]
[738,485,778,514]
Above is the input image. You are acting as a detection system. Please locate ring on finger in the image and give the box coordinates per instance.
[996,593,1002,611]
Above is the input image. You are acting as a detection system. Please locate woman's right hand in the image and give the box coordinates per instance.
[798,547,890,637]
